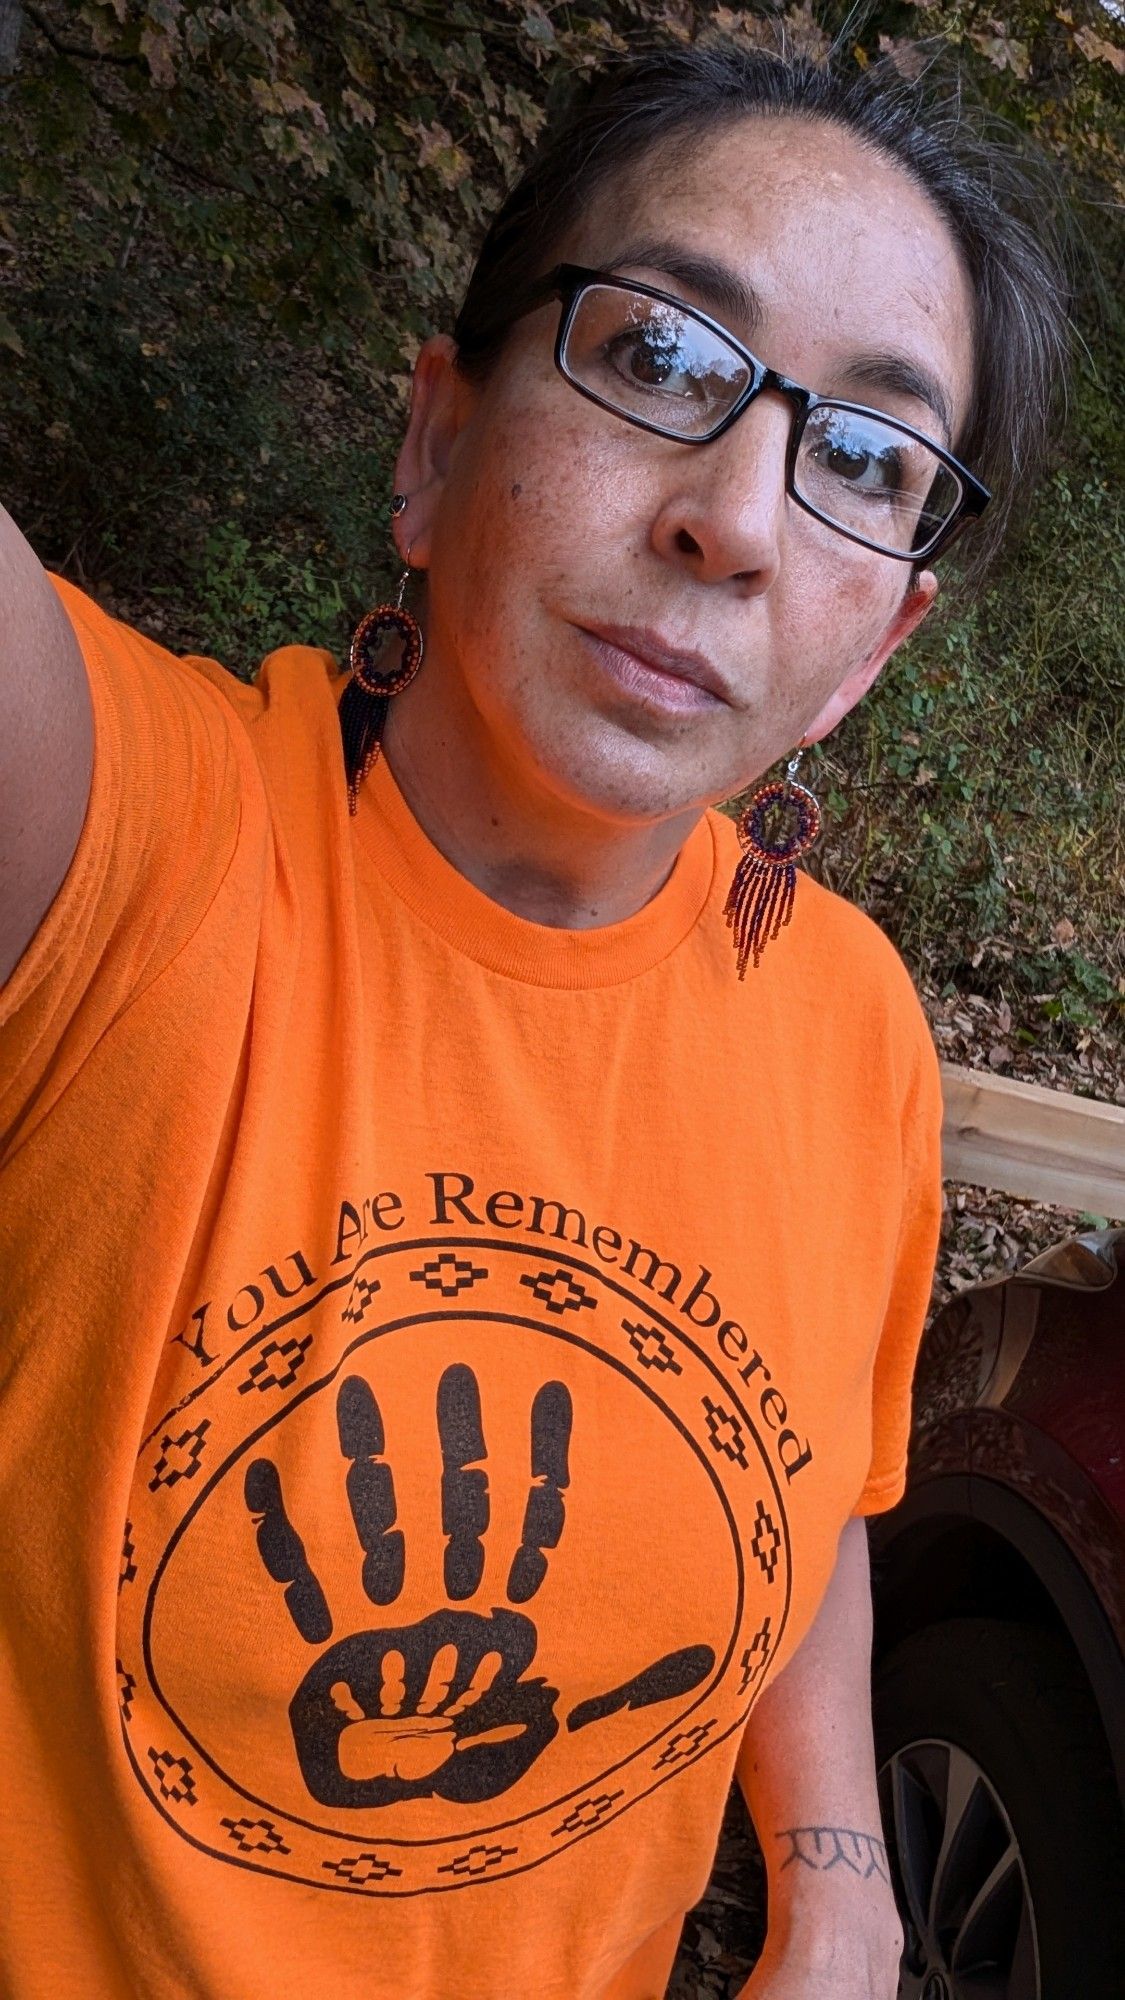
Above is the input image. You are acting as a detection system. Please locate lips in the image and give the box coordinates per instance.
[576,621,732,707]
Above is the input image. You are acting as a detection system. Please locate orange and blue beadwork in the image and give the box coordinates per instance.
[349,604,423,699]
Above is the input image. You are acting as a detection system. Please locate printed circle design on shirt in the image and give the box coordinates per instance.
[118,1235,793,1895]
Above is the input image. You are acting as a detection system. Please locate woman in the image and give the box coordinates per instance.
[0,40,1067,2000]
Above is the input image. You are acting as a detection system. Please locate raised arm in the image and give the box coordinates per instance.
[0,503,94,986]
[734,1517,904,1998]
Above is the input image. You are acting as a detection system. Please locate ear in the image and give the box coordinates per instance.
[390,334,476,570]
[801,572,938,745]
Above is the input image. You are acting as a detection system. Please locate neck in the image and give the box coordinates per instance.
[380,655,702,931]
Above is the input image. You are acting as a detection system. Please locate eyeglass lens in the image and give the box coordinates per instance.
[561,283,963,558]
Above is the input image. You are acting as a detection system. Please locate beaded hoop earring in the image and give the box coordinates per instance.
[339,493,424,815]
[724,745,822,977]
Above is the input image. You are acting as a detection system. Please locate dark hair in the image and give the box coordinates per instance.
[453,41,1072,580]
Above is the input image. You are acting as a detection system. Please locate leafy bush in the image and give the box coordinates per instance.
[807,367,1125,1047]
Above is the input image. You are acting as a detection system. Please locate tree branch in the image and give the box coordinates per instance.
[24,2,143,68]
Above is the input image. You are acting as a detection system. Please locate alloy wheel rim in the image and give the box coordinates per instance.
[877,1736,1041,1999]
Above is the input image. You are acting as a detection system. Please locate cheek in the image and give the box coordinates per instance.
[774,539,906,693]
[433,397,640,647]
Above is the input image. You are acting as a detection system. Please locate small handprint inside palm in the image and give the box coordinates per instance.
[245,1363,714,1809]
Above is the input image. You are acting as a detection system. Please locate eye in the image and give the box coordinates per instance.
[809,416,906,494]
[823,440,901,489]
[606,329,688,392]
[821,439,872,480]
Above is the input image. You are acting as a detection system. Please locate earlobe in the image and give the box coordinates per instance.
[801,572,938,745]
[391,334,469,569]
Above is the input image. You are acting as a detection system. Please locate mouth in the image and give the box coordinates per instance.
[574,622,731,715]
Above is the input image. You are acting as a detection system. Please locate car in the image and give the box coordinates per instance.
[869,1226,1125,2000]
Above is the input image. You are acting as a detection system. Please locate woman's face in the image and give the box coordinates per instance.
[396,114,976,826]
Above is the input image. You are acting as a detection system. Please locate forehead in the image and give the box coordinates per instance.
[574,114,976,429]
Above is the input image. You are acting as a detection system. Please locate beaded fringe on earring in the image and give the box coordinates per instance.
[723,755,822,977]
[340,676,390,815]
[340,590,423,816]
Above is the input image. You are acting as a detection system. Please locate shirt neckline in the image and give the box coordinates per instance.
[353,748,719,989]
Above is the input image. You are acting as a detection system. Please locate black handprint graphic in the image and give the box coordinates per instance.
[245,1363,714,1811]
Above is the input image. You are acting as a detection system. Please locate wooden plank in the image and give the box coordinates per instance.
[940,1061,1125,1218]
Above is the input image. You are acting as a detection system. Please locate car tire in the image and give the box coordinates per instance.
[872,1615,1125,2000]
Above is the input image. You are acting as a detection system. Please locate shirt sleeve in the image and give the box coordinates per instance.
[851,1008,945,1517]
[0,578,262,1157]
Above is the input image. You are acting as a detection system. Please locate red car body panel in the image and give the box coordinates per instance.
[870,1229,1125,1794]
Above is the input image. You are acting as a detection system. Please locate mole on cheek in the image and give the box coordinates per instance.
[511,482,523,500]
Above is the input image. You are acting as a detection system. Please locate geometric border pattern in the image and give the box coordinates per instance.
[119,1233,793,1897]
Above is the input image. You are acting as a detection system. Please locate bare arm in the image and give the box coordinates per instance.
[0,503,93,985]
[734,1517,904,1997]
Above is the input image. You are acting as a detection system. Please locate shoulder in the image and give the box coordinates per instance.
[54,574,341,727]
[54,577,345,800]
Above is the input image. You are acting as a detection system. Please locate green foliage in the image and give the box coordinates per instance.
[1,255,390,664]
[190,522,346,672]
[1,0,1123,1041]
[807,361,1125,1048]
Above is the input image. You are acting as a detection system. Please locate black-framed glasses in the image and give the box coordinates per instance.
[515,264,989,563]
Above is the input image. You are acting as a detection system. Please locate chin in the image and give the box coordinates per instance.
[522,713,719,826]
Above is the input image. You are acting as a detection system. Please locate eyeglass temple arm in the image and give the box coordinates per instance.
[522,264,574,307]
[461,264,571,351]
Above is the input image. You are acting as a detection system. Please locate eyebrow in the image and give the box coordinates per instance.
[608,236,765,339]
[605,235,955,445]
[833,351,954,446]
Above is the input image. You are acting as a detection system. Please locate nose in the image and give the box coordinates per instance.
[648,392,792,592]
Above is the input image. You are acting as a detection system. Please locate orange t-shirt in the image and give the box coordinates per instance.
[0,579,942,2000]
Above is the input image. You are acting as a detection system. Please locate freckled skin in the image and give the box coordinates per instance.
[382,117,976,926]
